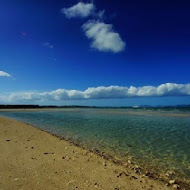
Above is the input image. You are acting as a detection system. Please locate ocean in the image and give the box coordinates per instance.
[0,108,190,186]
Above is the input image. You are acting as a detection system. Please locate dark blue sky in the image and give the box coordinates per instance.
[0,0,190,106]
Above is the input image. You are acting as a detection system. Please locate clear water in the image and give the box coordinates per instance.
[1,108,190,185]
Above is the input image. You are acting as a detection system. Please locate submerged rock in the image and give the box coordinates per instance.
[166,171,175,177]
[172,184,180,189]
[134,164,140,169]
[169,179,176,185]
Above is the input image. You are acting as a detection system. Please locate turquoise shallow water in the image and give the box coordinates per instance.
[0,108,190,185]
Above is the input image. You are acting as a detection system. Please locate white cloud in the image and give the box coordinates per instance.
[62,2,95,18]
[62,2,126,53]
[0,71,11,77]
[82,21,126,53]
[1,83,190,103]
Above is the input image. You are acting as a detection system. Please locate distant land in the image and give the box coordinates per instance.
[0,104,190,110]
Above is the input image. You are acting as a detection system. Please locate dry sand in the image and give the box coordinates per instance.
[0,116,173,190]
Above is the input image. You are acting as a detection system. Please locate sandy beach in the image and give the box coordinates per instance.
[0,116,173,190]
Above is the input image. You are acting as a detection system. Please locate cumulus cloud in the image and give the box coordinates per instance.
[62,2,95,18]
[1,83,190,103]
[62,2,126,53]
[82,21,125,53]
[0,71,11,77]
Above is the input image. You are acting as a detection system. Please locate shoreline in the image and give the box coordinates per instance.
[0,116,183,189]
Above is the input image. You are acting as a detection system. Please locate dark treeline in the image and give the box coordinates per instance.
[0,105,99,109]
[0,105,41,109]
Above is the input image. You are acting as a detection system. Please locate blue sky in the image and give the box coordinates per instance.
[0,0,190,106]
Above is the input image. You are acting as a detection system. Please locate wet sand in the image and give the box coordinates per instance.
[0,116,173,190]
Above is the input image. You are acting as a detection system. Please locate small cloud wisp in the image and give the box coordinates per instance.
[62,2,95,18]
[42,42,54,49]
[0,71,11,77]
